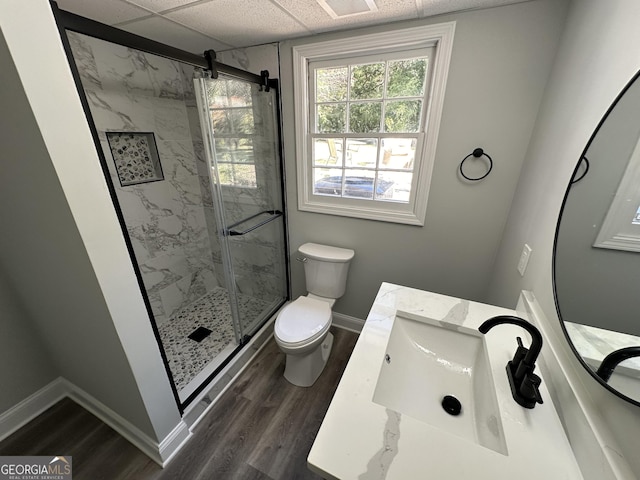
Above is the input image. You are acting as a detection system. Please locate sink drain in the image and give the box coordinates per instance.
[441,395,462,416]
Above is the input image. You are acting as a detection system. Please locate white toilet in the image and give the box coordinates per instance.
[274,242,355,387]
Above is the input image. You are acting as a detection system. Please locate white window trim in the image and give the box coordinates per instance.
[594,137,640,252]
[293,22,456,226]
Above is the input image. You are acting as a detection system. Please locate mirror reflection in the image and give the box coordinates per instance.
[555,70,640,404]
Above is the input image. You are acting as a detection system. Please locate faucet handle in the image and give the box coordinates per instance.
[511,336,528,369]
[520,373,543,406]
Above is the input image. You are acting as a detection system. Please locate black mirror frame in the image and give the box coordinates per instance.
[553,68,640,409]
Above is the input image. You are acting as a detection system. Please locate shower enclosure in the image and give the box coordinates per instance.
[55,7,288,408]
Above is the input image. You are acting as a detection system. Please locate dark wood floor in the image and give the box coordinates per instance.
[0,327,358,480]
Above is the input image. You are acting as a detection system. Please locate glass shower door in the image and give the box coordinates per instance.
[195,73,288,341]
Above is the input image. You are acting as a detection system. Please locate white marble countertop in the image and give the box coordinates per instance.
[308,283,584,480]
[565,321,640,376]
[565,321,640,400]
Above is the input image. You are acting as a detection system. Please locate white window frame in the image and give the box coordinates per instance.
[594,137,640,252]
[293,22,455,226]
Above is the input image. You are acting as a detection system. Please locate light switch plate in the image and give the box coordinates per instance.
[517,244,532,276]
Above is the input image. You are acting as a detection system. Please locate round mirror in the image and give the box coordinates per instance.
[555,70,640,406]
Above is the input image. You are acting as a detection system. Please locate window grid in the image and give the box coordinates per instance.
[310,58,428,202]
[208,79,258,188]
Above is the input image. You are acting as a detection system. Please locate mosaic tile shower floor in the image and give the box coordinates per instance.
[158,286,270,392]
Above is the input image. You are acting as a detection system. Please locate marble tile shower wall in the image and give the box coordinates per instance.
[68,32,221,326]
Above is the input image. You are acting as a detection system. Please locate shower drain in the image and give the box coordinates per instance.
[188,326,212,342]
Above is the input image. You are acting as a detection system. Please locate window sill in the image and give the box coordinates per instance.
[299,197,425,226]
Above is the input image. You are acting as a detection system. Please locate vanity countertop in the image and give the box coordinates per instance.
[308,282,584,480]
[565,321,640,375]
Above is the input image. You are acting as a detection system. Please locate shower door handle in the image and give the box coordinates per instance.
[226,210,283,236]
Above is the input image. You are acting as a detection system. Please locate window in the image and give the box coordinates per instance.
[311,53,429,203]
[208,77,258,188]
[293,22,455,225]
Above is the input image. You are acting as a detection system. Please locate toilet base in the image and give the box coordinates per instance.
[283,332,334,387]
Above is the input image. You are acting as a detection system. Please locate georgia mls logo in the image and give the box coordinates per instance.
[0,456,72,479]
[49,457,71,473]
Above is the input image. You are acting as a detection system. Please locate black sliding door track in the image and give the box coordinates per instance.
[52,1,263,85]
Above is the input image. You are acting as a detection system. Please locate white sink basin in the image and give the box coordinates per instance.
[372,310,508,455]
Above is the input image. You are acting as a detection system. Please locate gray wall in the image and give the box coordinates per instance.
[0,266,56,413]
[487,0,640,474]
[0,41,57,406]
[280,0,569,320]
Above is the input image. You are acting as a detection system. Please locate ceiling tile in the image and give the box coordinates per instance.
[55,0,151,25]
[165,0,312,47]
[418,0,531,17]
[124,0,201,13]
[273,0,418,33]
[119,16,231,54]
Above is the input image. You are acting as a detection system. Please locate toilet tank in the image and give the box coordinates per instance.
[299,243,355,299]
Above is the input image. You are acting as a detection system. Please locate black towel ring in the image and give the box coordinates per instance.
[571,156,590,184]
[459,148,493,181]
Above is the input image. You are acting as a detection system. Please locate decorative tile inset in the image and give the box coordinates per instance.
[106,132,164,186]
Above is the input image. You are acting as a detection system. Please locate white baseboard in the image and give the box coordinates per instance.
[0,378,67,442]
[64,379,191,466]
[157,421,192,467]
[332,312,365,333]
[0,377,191,467]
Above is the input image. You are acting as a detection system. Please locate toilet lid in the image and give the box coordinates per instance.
[275,296,331,345]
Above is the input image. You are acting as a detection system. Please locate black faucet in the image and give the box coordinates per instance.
[596,346,640,382]
[478,315,544,409]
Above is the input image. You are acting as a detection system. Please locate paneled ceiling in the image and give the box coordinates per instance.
[53,0,532,53]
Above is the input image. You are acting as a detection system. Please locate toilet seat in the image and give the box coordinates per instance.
[275,296,332,347]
